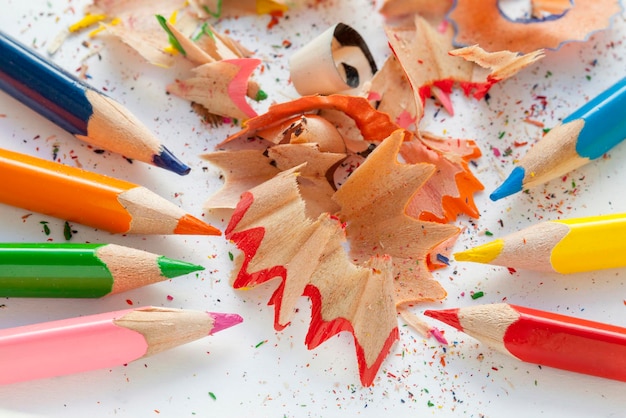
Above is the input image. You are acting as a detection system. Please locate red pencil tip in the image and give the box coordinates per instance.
[424,308,463,331]
[175,214,222,236]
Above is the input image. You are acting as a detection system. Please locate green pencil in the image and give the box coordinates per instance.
[0,243,204,298]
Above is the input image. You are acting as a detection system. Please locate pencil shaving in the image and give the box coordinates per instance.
[225,167,399,386]
[374,15,543,122]
[167,58,262,120]
[75,0,266,120]
[379,0,452,22]
[447,0,622,53]
[204,96,482,384]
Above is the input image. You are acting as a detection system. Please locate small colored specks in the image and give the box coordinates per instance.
[427,400,434,407]
[208,392,216,400]
[471,291,484,300]
[255,340,267,348]
[63,221,73,241]
[40,221,50,235]
[485,230,493,236]
[52,143,60,160]
[126,299,133,305]
[436,254,450,265]
[255,89,268,101]
[167,295,174,301]
[228,252,234,261]
[523,118,544,128]
[429,327,448,345]
[498,131,505,139]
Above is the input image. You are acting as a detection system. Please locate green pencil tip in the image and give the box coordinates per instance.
[157,256,205,279]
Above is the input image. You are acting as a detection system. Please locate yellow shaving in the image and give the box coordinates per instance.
[88,17,121,38]
[257,0,289,14]
[69,14,107,33]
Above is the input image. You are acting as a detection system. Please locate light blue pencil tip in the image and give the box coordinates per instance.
[490,166,525,201]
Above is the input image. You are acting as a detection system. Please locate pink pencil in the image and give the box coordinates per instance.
[0,306,242,384]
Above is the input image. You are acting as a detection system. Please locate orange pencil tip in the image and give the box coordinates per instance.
[175,214,222,236]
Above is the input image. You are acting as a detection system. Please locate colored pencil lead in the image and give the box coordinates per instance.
[425,303,626,382]
[491,77,626,200]
[157,255,205,278]
[0,148,220,236]
[0,243,206,298]
[0,307,243,384]
[454,213,626,274]
[0,31,190,175]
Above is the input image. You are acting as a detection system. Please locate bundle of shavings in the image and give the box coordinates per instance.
[64,0,289,122]
[199,3,549,385]
[367,14,545,125]
[202,94,484,385]
[380,0,623,53]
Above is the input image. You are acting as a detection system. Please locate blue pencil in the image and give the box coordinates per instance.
[491,77,626,200]
[0,31,190,176]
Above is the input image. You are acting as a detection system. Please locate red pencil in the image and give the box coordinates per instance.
[424,303,626,382]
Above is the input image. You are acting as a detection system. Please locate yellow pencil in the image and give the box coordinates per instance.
[454,213,626,274]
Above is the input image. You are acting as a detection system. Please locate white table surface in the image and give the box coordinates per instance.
[0,1,625,417]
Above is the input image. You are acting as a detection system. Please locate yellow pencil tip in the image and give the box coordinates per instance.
[454,239,504,264]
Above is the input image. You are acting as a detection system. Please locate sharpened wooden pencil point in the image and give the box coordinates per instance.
[209,313,244,334]
[0,31,190,175]
[424,308,462,331]
[157,255,205,278]
[453,213,626,273]
[0,307,243,384]
[426,303,626,382]
[491,77,626,199]
[0,148,218,235]
[0,243,205,298]
[454,240,503,264]
[175,214,222,236]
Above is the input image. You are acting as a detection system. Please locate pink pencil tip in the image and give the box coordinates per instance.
[209,313,243,334]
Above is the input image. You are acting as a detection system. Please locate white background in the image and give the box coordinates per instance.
[0,1,625,417]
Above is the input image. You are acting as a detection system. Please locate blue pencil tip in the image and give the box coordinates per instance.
[490,166,525,201]
[153,146,191,176]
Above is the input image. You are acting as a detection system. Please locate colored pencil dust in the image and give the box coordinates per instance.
[0,307,243,384]
[0,243,204,298]
[491,77,626,200]
[425,303,626,382]
[0,31,190,175]
[0,148,220,235]
[454,212,626,273]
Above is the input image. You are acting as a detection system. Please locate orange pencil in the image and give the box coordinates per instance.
[0,148,220,235]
